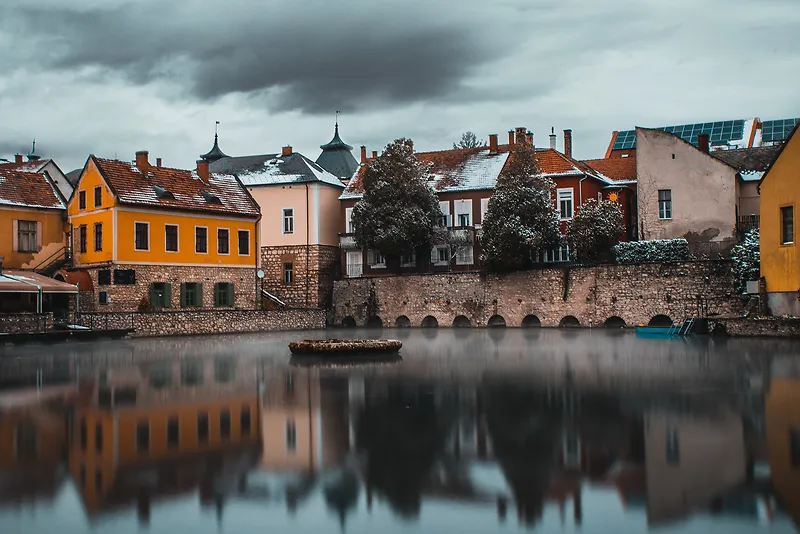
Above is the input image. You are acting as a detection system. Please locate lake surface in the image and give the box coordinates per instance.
[1,328,799,534]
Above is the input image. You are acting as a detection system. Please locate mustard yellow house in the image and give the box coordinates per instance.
[69,152,261,311]
[759,122,800,316]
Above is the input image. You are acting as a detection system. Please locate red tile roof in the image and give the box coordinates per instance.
[91,156,260,218]
[0,160,49,173]
[582,156,637,182]
[0,168,66,209]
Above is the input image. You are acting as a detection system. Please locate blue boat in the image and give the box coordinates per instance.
[635,325,681,337]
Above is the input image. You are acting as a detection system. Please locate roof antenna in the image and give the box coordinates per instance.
[215,120,220,137]
[335,110,339,133]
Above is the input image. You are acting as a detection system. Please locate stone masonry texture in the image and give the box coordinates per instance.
[79,308,325,337]
[0,313,53,333]
[260,244,339,308]
[333,261,744,328]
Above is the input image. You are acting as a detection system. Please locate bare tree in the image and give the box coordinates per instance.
[635,169,660,240]
[453,131,486,150]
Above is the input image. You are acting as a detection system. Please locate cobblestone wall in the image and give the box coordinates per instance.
[79,308,325,337]
[710,317,800,338]
[0,313,53,333]
[260,245,339,308]
[333,261,743,328]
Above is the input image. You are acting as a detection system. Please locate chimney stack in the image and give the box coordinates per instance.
[196,159,210,184]
[14,154,23,163]
[525,131,533,146]
[697,133,710,154]
[360,145,367,164]
[156,157,162,168]
[372,150,378,160]
[489,134,498,154]
[515,127,527,145]
[549,127,557,150]
[508,130,515,146]
[281,145,293,157]
[563,129,573,159]
[135,150,150,176]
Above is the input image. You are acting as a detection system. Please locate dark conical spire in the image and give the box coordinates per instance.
[27,139,41,161]
[200,122,229,162]
[317,115,358,179]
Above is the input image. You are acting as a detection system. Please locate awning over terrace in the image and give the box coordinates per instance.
[0,270,79,294]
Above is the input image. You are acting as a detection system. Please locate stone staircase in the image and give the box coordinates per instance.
[21,241,70,276]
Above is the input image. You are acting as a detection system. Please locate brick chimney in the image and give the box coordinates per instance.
[196,159,210,184]
[372,150,378,160]
[488,134,498,154]
[525,131,533,146]
[14,154,23,163]
[508,130,515,146]
[360,145,367,164]
[135,150,149,176]
[156,157,162,168]
[281,145,293,157]
[515,127,527,145]
[549,127,557,150]
[563,129,573,159]
[697,133,710,154]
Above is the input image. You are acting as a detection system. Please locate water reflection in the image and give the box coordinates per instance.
[0,329,798,533]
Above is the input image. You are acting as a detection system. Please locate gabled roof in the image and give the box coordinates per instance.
[760,119,800,187]
[210,151,345,189]
[90,156,260,217]
[339,144,610,200]
[0,168,66,210]
[711,145,781,172]
[582,156,637,183]
[0,159,49,173]
[636,127,739,173]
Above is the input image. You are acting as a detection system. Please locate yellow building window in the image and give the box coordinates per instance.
[781,206,794,245]
[17,220,37,252]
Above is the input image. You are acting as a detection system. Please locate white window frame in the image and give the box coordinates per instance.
[479,197,490,226]
[658,189,672,220]
[455,245,474,265]
[283,262,294,285]
[345,207,355,234]
[369,249,386,268]
[598,192,603,202]
[346,251,363,278]
[217,227,230,255]
[454,199,473,227]
[557,188,574,221]
[283,208,294,234]
[237,229,251,256]
[134,221,150,251]
[165,224,179,253]
[433,246,450,266]
[194,225,209,254]
[401,251,416,267]
[438,201,451,228]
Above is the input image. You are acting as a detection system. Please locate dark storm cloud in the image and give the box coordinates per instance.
[3,1,505,113]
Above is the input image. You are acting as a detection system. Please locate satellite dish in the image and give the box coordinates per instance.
[257,270,265,279]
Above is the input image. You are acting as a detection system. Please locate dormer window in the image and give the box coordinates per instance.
[153,185,174,200]
[200,190,221,204]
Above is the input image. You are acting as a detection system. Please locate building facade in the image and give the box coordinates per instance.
[68,152,260,312]
[759,122,800,316]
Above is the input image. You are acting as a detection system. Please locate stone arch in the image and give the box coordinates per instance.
[521,315,542,328]
[395,315,411,328]
[366,315,383,328]
[648,314,674,327]
[421,316,439,328]
[559,316,581,328]
[487,315,507,328]
[342,316,357,328]
[604,316,626,329]
[452,315,471,328]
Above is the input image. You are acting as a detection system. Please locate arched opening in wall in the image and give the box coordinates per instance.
[452,315,472,328]
[366,315,383,328]
[559,316,581,328]
[395,316,411,328]
[648,315,674,327]
[421,316,439,328]
[521,315,542,328]
[487,315,507,328]
[342,316,357,328]
[604,316,626,329]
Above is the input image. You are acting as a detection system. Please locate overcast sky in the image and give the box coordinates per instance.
[1,0,798,172]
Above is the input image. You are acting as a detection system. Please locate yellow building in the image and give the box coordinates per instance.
[760,122,800,316]
[69,152,261,311]
[765,377,800,528]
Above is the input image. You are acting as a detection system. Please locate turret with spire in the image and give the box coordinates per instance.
[27,139,41,161]
[200,121,229,163]
[316,111,358,180]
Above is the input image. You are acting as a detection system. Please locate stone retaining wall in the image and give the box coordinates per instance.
[333,261,743,328]
[710,317,800,338]
[0,313,53,333]
[79,308,325,338]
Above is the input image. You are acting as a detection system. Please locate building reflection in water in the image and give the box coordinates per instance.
[0,345,798,532]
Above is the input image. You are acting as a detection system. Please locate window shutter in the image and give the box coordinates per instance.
[180,283,186,307]
[430,247,438,263]
[213,283,220,307]
[227,283,234,307]
[12,220,18,252]
[164,283,172,308]
[36,221,43,251]
[149,283,156,307]
[197,282,203,307]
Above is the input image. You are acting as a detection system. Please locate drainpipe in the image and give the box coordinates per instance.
[579,176,588,206]
[305,183,310,308]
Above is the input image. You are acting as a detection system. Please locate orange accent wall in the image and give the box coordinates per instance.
[0,206,66,269]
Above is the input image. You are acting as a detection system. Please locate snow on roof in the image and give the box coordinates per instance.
[739,170,764,182]
[0,168,66,209]
[211,152,344,189]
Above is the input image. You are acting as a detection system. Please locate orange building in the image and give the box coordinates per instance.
[68,152,261,311]
[765,376,800,528]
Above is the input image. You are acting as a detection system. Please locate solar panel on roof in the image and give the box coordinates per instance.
[612,119,747,150]
[762,118,799,142]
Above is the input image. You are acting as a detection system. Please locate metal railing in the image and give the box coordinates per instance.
[31,245,70,274]
[346,263,363,278]
[737,215,759,235]
[339,234,359,249]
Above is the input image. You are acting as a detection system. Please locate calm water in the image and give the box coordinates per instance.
[1,329,799,534]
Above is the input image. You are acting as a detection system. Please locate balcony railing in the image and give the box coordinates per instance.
[433,226,475,245]
[346,263,363,278]
[737,215,759,235]
[339,233,358,249]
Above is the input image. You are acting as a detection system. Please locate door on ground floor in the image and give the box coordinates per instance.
[346,251,363,278]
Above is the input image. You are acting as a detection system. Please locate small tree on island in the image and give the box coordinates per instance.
[351,139,440,271]
[481,143,561,272]
[566,198,624,263]
[453,131,486,150]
